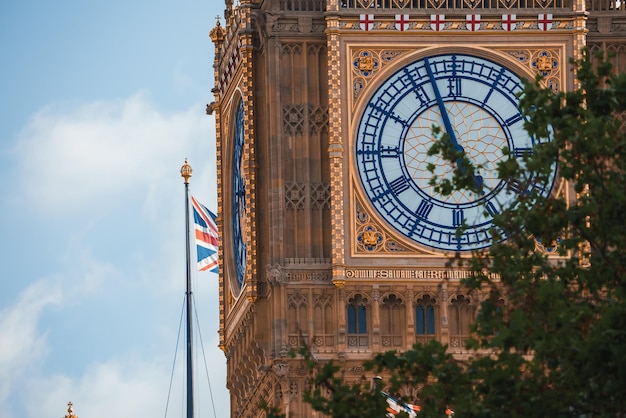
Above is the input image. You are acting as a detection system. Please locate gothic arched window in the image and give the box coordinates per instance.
[381,294,404,348]
[288,291,308,346]
[415,294,437,336]
[347,294,368,347]
[313,292,334,348]
[449,294,475,348]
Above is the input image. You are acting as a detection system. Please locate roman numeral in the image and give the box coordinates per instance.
[413,84,430,106]
[505,113,523,126]
[452,209,464,227]
[380,146,400,158]
[416,199,433,219]
[389,176,410,195]
[447,77,462,97]
[512,147,533,157]
[485,201,499,217]
[507,178,525,195]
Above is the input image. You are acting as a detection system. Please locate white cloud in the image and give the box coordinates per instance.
[0,269,229,418]
[0,279,63,409]
[1,95,227,418]
[25,360,169,418]
[11,94,214,216]
[22,345,228,418]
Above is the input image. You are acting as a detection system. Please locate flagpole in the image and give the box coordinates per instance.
[180,159,194,418]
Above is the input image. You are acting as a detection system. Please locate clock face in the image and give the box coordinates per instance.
[232,99,246,289]
[355,53,555,251]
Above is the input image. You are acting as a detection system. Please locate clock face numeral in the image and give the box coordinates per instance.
[416,199,434,219]
[513,147,533,157]
[447,77,462,97]
[485,201,499,217]
[380,146,400,158]
[452,209,464,227]
[355,53,557,251]
[389,176,411,196]
[504,113,524,127]
[506,178,525,195]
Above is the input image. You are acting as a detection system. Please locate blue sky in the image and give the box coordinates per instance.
[0,1,228,417]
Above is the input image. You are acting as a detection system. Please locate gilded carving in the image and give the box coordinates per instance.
[534,237,561,254]
[354,199,412,254]
[351,49,411,102]
[501,48,562,92]
[357,225,384,252]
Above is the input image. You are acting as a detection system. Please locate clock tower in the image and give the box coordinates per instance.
[209,0,626,416]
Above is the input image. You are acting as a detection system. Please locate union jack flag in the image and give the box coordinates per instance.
[383,391,420,417]
[191,196,219,273]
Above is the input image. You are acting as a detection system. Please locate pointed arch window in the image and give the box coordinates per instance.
[381,294,404,347]
[347,294,368,347]
[313,292,335,348]
[449,294,475,348]
[415,294,437,343]
[288,291,308,346]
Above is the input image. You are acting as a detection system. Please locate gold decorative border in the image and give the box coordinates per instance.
[348,45,567,258]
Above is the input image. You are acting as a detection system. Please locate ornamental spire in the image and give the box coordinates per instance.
[64,402,78,418]
[180,158,193,184]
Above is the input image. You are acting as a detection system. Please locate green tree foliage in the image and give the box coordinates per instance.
[262,50,626,417]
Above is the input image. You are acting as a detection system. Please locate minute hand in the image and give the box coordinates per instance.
[424,57,463,153]
[424,58,483,192]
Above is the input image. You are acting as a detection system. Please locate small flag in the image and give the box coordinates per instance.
[191,196,219,273]
[395,14,410,31]
[382,391,420,417]
[360,14,375,31]
[430,14,445,31]
[502,14,516,31]
[466,14,481,31]
[538,13,552,31]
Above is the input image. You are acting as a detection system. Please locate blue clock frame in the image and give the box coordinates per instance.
[232,99,247,288]
[355,53,555,251]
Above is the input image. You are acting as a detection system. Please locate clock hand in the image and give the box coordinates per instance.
[424,58,483,192]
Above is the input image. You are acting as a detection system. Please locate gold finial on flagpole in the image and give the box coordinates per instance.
[64,402,78,418]
[181,158,193,184]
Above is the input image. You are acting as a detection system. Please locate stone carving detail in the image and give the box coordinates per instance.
[463,0,482,9]
[352,365,365,374]
[266,263,285,284]
[289,380,299,397]
[498,0,517,8]
[392,0,411,6]
[428,0,447,9]
[502,49,561,93]
[285,182,306,210]
[534,237,561,254]
[357,224,384,252]
[283,104,328,134]
[535,0,553,8]
[284,182,330,210]
[310,182,330,210]
[532,50,558,76]
[357,0,377,7]
[354,199,411,253]
[353,77,366,99]
[351,49,411,101]
[297,364,307,376]
[314,291,333,307]
[288,290,308,308]
[281,43,302,56]
[274,362,290,377]
[309,105,329,133]
[283,104,305,134]
[354,50,379,77]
